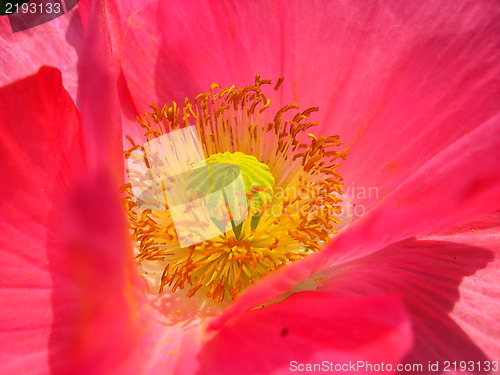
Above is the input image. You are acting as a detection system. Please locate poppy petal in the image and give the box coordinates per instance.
[0,6,83,99]
[0,67,84,374]
[201,293,412,375]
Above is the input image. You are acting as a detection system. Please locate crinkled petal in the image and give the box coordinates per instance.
[201,293,412,375]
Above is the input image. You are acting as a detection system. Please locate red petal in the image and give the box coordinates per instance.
[109,300,205,375]
[0,67,84,374]
[0,68,153,375]
[202,293,412,375]
[51,172,145,375]
[277,2,500,213]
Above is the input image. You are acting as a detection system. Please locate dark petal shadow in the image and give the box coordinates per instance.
[314,239,495,375]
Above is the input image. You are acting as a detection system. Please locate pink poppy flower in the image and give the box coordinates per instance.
[1,1,500,374]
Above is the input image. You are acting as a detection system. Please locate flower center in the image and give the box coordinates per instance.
[123,75,348,302]
[190,151,274,216]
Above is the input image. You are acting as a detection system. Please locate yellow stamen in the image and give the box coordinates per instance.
[123,75,348,302]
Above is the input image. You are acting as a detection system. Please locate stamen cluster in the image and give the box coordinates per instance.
[123,75,348,302]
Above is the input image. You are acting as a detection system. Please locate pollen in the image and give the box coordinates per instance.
[122,75,348,302]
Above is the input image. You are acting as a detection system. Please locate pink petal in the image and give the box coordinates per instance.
[0,67,147,375]
[79,0,144,140]
[313,232,499,373]
[118,1,500,182]
[426,212,500,362]
[200,293,412,375]
[119,0,281,115]
[109,300,205,375]
[0,67,195,375]
[0,6,83,99]
[51,172,145,375]
[212,112,500,329]
[117,0,500,239]
[278,1,500,212]
[214,214,499,373]
[79,0,149,40]
[0,67,85,374]
[77,0,123,181]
